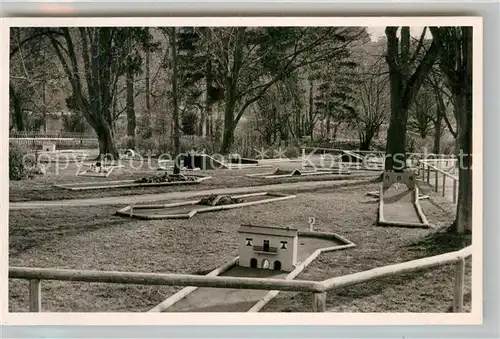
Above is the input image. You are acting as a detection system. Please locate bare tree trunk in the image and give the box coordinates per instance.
[144,28,151,135]
[326,117,331,139]
[220,28,245,154]
[385,65,408,170]
[126,37,136,149]
[10,85,25,131]
[42,76,47,133]
[452,93,472,233]
[433,104,442,154]
[220,94,237,154]
[97,119,118,159]
[308,79,314,141]
[384,26,440,171]
[430,26,473,234]
[203,29,213,138]
[332,122,341,141]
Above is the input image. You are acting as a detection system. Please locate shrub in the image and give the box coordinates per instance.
[9,143,34,180]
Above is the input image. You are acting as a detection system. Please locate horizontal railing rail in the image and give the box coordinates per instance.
[323,246,471,290]
[9,266,324,292]
[9,131,97,138]
[9,246,472,313]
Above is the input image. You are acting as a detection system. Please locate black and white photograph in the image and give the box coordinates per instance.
[4,17,481,322]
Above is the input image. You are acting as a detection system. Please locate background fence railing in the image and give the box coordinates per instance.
[9,131,97,139]
[9,246,472,313]
[420,159,459,204]
[9,137,99,150]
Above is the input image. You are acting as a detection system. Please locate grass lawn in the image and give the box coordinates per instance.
[9,161,377,202]
[8,181,471,312]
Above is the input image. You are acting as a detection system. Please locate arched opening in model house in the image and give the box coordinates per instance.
[273,260,282,271]
[261,259,270,269]
[250,258,258,268]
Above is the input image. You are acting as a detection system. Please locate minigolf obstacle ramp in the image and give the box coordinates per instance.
[378,170,430,228]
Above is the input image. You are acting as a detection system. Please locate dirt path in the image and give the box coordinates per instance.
[9,179,371,210]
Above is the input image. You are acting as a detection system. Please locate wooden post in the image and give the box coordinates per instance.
[421,163,425,181]
[130,203,134,217]
[453,259,465,312]
[453,179,458,204]
[442,174,446,197]
[434,170,438,192]
[426,166,430,183]
[29,279,41,312]
[312,291,326,312]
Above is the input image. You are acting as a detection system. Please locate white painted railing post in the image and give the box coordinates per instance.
[453,179,458,204]
[312,291,327,312]
[29,279,41,312]
[442,173,446,197]
[453,258,465,312]
[434,169,439,192]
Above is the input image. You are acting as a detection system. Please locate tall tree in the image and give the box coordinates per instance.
[143,27,152,138]
[10,28,64,132]
[125,31,137,149]
[354,59,389,150]
[430,27,473,234]
[204,28,214,138]
[203,27,368,154]
[170,27,181,175]
[384,27,440,170]
[45,27,137,158]
[426,67,458,152]
[408,86,436,139]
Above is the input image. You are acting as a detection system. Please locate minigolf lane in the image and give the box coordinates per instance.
[378,185,430,228]
[381,186,422,224]
[162,236,342,312]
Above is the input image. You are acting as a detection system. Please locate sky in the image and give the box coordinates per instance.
[367,26,432,41]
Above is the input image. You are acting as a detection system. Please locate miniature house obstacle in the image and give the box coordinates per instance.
[238,224,298,272]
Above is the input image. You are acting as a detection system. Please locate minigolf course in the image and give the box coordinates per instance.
[54,174,211,191]
[77,162,124,177]
[378,170,430,228]
[149,224,355,313]
[115,192,296,220]
[247,167,350,179]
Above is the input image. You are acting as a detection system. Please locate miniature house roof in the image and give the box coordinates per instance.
[238,224,298,238]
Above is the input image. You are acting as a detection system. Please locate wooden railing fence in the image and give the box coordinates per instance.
[9,246,472,313]
[420,159,459,204]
